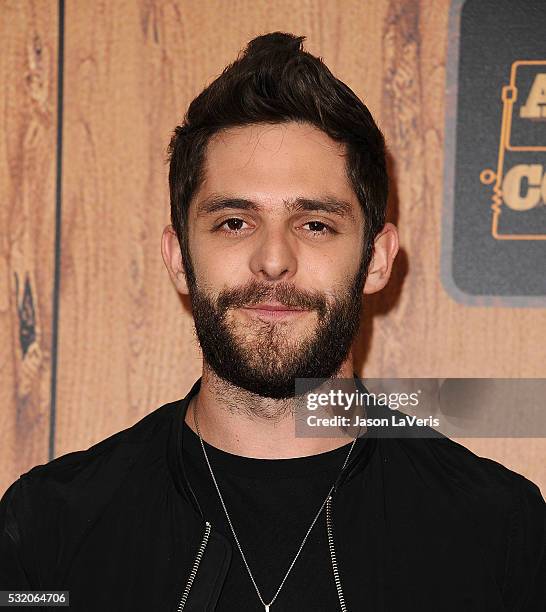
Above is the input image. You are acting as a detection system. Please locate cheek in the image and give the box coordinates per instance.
[300,250,360,296]
[300,250,353,280]
[192,243,248,288]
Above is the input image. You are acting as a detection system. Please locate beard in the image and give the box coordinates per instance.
[186,263,367,400]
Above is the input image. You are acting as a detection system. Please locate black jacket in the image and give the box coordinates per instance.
[1,374,545,611]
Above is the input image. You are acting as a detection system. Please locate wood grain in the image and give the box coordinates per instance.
[1,0,544,497]
[0,0,58,494]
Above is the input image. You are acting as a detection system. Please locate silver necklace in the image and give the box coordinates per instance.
[193,400,357,611]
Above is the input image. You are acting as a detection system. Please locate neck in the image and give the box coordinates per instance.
[184,359,358,459]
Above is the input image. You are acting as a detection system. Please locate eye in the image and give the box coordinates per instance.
[216,218,249,234]
[214,218,337,237]
[303,220,336,236]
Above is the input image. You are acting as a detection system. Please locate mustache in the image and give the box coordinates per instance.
[216,279,328,314]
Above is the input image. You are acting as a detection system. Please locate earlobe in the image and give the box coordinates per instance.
[363,222,399,295]
[176,265,190,296]
[161,225,190,295]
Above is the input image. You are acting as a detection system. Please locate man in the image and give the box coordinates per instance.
[1,32,544,611]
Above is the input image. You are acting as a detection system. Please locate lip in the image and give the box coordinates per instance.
[245,302,305,312]
[241,303,309,320]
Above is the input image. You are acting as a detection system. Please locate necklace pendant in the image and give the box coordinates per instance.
[265,606,270,611]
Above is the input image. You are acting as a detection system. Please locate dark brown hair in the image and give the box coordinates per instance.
[166,31,388,287]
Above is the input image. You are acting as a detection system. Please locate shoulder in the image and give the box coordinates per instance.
[430,435,544,506]
[22,399,176,485]
[375,411,543,501]
[385,430,544,513]
[1,399,180,537]
[0,399,181,586]
[382,433,545,607]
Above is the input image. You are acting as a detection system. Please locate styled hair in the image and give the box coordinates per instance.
[166,31,388,287]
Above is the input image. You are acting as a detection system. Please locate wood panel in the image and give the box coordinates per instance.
[53,0,546,494]
[56,0,202,456]
[0,1,58,495]
[1,0,543,497]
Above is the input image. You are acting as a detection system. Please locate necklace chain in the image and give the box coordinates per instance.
[193,399,357,610]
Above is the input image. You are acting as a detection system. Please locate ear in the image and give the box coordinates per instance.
[363,222,399,295]
[161,224,189,295]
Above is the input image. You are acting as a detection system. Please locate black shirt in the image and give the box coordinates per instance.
[182,420,362,611]
[1,377,544,611]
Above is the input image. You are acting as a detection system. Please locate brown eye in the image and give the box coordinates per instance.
[303,221,335,235]
[225,218,245,231]
[216,218,249,234]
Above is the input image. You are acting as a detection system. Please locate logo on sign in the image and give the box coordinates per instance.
[480,61,546,239]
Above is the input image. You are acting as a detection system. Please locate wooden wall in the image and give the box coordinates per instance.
[1,0,544,497]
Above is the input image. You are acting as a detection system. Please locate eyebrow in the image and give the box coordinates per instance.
[195,193,357,222]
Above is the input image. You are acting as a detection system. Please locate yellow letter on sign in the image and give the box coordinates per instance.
[520,73,546,119]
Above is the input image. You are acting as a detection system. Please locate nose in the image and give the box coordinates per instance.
[248,224,298,281]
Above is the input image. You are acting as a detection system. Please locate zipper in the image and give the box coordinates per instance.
[176,521,212,611]
[176,499,347,611]
[326,494,348,612]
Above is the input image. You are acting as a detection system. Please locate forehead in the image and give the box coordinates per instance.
[195,121,356,206]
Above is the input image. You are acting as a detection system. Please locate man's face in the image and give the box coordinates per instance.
[185,121,368,399]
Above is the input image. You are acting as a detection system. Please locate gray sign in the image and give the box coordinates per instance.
[442,0,546,306]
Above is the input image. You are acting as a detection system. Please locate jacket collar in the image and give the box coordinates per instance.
[167,373,378,517]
